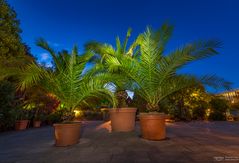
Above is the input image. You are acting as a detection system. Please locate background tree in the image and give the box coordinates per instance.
[0,0,26,57]
[162,85,211,120]
[0,0,33,80]
[0,0,35,131]
[0,0,34,84]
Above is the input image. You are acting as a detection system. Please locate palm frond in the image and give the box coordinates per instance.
[114,24,229,111]
[17,62,49,91]
[198,74,231,90]
[16,43,117,111]
[122,27,132,53]
[36,38,62,71]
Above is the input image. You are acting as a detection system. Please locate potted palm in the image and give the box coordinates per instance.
[109,90,136,132]
[113,24,230,140]
[85,29,141,132]
[14,39,116,146]
[15,120,29,130]
[15,108,30,131]
[33,112,45,128]
[33,118,41,128]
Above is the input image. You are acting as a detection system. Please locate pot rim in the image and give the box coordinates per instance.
[139,113,166,119]
[109,107,137,112]
[53,122,81,127]
[16,120,29,122]
[110,107,137,110]
[140,112,165,115]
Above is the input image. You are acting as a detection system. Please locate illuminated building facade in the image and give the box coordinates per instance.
[217,89,239,104]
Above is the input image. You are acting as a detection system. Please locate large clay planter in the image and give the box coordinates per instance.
[109,108,137,132]
[15,120,29,131]
[33,120,41,128]
[139,113,166,140]
[53,122,81,146]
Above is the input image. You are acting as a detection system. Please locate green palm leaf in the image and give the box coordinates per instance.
[115,24,230,112]
[12,41,117,114]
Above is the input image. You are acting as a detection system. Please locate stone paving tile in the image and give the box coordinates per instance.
[111,154,133,163]
[149,152,195,163]
[1,121,239,163]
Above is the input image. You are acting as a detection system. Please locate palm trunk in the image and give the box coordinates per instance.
[62,108,75,122]
[115,90,128,108]
[146,103,159,112]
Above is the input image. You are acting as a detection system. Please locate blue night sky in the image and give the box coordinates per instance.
[8,0,239,92]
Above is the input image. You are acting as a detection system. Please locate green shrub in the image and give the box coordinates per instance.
[15,108,33,120]
[231,102,239,110]
[209,98,229,121]
[209,112,226,121]
[47,111,63,124]
[33,112,47,121]
[0,81,16,131]
[192,101,208,120]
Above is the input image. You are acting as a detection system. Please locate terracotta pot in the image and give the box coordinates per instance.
[109,108,137,132]
[33,120,41,128]
[15,120,29,131]
[53,122,81,146]
[139,113,166,140]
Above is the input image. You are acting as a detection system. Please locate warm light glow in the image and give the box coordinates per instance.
[74,110,83,117]
[191,93,198,97]
[95,121,112,132]
[60,104,64,108]
[206,108,211,117]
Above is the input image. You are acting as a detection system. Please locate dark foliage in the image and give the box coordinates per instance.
[209,98,229,121]
[115,90,129,108]
[0,81,16,131]
[192,100,208,120]
[130,94,147,112]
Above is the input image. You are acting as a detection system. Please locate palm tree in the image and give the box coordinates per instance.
[2,39,117,121]
[105,24,230,112]
[85,29,145,132]
[85,28,142,107]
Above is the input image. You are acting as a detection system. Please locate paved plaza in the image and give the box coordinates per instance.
[1,121,239,163]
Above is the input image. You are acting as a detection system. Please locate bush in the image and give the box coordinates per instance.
[15,108,33,120]
[209,112,226,121]
[0,81,16,131]
[209,98,229,121]
[192,101,208,120]
[47,110,63,124]
[159,86,211,121]
[231,102,239,110]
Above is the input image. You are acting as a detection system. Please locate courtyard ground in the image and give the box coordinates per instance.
[0,121,239,163]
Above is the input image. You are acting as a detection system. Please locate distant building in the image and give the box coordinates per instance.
[217,89,239,104]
